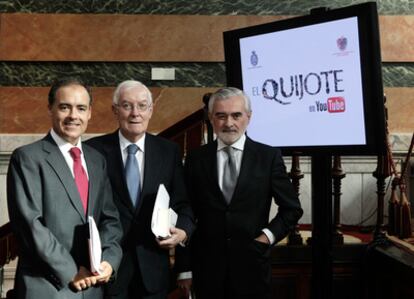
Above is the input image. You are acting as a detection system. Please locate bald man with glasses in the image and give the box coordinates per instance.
[87,80,195,299]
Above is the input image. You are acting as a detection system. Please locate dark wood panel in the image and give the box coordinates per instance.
[365,242,414,299]
[270,245,365,299]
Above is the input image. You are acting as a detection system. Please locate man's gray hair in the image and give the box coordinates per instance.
[208,87,251,113]
[112,80,153,105]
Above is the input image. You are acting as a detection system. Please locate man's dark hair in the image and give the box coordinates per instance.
[48,78,93,106]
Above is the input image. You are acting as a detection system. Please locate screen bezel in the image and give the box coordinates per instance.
[223,2,386,156]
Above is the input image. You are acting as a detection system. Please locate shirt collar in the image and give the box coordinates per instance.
[118,131,146,153]
[50,128,83,153]
[217,134,246,152]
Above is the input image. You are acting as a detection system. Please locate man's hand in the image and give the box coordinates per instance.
[70,262,113,291]
[156,227,187,249]
[71,266,96,291]
[94,261,113,284]
[177,278,192,297]
[255,233,270,244]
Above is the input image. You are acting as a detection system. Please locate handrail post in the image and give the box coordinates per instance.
[332,156,345,245]
[288,154,304,245]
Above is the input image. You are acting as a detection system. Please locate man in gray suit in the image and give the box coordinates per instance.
[7,78,123,299]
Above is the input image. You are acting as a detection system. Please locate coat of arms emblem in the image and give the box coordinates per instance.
[337,36,347,51]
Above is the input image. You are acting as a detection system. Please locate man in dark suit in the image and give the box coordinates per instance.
[183,87,303,299]
[7,78,123,299]
[86,80,195,299]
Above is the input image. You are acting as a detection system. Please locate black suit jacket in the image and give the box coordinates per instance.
[7,134,122,299]
[86,131,195,294]
[185,136,303,295]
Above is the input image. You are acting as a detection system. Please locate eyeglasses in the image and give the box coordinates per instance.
[116,101,151,112]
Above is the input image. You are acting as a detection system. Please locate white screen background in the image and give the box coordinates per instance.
[239,17,366,147]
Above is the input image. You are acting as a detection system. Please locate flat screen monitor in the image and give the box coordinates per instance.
[223,2,386,155]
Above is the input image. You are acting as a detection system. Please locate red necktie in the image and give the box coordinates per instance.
[69,147,89,214]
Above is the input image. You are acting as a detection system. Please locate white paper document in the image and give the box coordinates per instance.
[151,184,178,239]
[88,216,102,275]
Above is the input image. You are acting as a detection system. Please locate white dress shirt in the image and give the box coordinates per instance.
[178,135,275,282]
[216,134,275,245]
[217,134,245,190]
[118,131,145,188]
[50,129,89,179]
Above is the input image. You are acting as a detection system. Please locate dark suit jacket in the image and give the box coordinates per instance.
[86,131,195,294]
[6,134,123,299]
[185,136,303,295]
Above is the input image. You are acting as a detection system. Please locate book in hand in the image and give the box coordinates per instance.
[88,216,103,275]
[151,184,178,239]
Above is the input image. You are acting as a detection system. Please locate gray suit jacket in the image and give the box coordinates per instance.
[7,134,123,299]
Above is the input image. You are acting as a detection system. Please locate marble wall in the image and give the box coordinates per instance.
[0,62,412,88]
[0,0,413,14]
[1,0,413,295]
[0,1,412,89]
[0,0,412,228]
[0,0,412,223]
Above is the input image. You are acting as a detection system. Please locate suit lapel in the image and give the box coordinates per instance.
[230,137,257,205]
[43,135,86,221]
[83,145,100,216]
[205,139,255,205]
[138,134,161,213]
[103,132,135,211]
[201,141,224,202]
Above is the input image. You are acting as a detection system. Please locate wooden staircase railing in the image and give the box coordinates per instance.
[158,108,206,157]
[0,223,18,269]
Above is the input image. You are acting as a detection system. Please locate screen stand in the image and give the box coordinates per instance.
[311,154,333,299]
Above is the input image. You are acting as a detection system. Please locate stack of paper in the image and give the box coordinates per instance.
[88,216,102,275]
[151,184,178,239]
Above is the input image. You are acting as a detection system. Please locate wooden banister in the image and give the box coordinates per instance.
[0,223,18,268]
[158,108,206,157]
